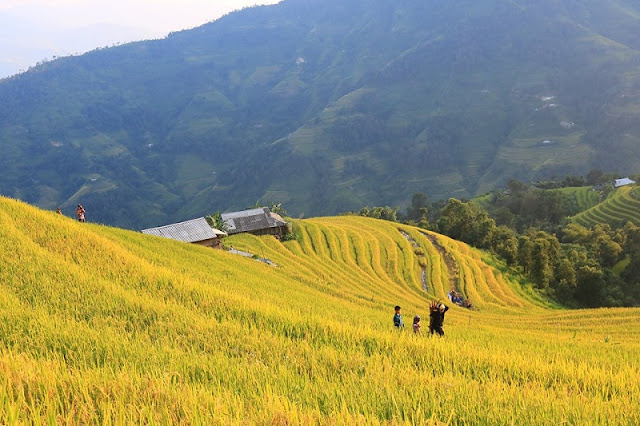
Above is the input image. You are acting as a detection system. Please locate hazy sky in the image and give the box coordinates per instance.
[0,0,281,78]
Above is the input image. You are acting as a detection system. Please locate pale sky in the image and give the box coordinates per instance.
[0,0,281,78]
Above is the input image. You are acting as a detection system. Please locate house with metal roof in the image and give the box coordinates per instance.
[141,217,227,248]
[614,178,636,188]
[221,207,289,237]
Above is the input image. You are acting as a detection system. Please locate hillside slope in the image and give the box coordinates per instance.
[0,197,639,423]
[557,185,601,212]
[571,185,640,229]
[2,0,640,227]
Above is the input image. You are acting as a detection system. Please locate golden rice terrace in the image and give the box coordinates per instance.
[0,196,638,424]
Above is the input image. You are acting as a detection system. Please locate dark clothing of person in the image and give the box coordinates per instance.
[429,305,448,336]
[430,325,445,336]
[393,313,404,329]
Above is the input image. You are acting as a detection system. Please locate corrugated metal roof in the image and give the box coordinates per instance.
[221,208,269,220]
[141,217,218,243]
[614,178,636,188]
[221,207,287,234]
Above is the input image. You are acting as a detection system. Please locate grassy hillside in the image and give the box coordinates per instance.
[0,197,639,423]
[572,185,640,228]
[2,0,640,227]
[557,186,601,212]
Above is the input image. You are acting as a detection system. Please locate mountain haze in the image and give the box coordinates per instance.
[1,0,640,228]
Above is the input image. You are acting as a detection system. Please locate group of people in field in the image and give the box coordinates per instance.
[393,301,449,336]
[56,204,86,222]
[448,289,473,309]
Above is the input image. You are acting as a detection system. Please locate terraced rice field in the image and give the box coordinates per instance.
[496,136,592,168]
[557,185,600,212]
[0,196,638,424]
[572,185,640,228]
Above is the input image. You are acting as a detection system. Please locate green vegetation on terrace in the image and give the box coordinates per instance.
[572,185,640,229]
[557,186,600,212]
[1,196,639,423]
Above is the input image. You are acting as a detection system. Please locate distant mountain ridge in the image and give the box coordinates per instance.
[1,0,640,228]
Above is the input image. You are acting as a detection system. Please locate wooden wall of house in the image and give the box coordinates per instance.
[193,238,222,248]
[248,226,287,238]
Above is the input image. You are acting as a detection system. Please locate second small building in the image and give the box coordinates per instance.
[221,207,289,238]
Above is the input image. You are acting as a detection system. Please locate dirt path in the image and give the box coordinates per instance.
[399,230,428,291]
[228,248,277,267]
[421,232,459,292]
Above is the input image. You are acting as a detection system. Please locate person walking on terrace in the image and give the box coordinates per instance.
[75,204,86,222]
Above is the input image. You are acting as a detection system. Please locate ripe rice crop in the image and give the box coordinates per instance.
[0,197,639,424]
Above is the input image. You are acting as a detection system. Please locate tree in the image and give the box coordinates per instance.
[561,223,590,244]
[517,235,533,274]
[575,265,605,307]
[437,199,496,248]
[563,223,622,268]
[593,234,622,268]
[406,192,430,222]
[491,225,518,265]
[269,202,288,216]
[516,229,561,289]
[531,238,553,289]
[357,206,398,222]
[205,211,228,232]
[554,257,577,302]
[586,169,604,185]
[493,206,516,229]
[622,223,640,292]
[623,223,640,258]
[506,179,528,194]
[417,215,430,230]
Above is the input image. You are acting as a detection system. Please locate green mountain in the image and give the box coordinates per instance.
[1,0,640,228]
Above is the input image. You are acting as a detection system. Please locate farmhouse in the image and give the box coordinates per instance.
[141,217,227,248]
[614,178,636,188]
[221,207,289,238]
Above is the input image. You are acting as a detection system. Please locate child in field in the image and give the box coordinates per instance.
[393,305,404,329]
[412,315,422,334]
[429,301,448,337]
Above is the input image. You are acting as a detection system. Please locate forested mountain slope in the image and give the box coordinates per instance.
[2,0,640,228]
